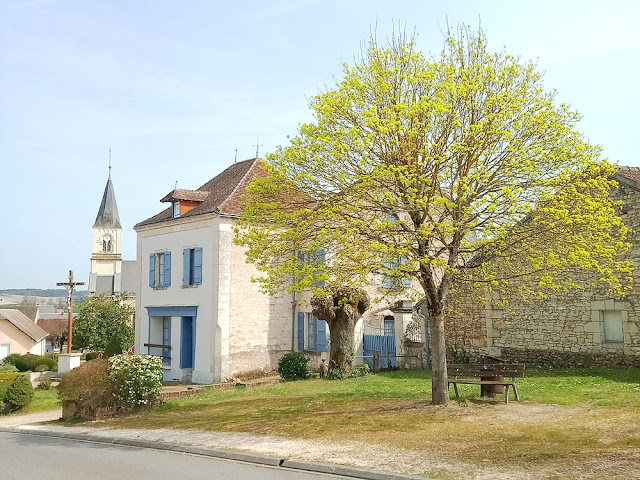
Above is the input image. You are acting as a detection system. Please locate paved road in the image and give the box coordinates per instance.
[0,432,350,480]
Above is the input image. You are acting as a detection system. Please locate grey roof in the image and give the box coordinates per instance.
[0,309,48,342]
[94,177,122,228]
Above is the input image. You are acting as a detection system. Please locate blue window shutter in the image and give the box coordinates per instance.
[297,312,305,350]
[315,249,326,287]
[316,320,327,352]
[194,248,203,285]
[149,254,155,287]
[163,252,171,287]
[183,249,190,286]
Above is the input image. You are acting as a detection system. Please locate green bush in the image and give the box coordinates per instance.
[104,336,124,358]
[278,352,313,380]
[0,364,18,372]
[13,353,39,372]
[3,375,34,410]
[85,351,103,361]
[108,354,163,406]
[58,358,116,410]
[326,364,370,381]
[0,371,21,399]
[2,353,20,366]
[34,357,57,372]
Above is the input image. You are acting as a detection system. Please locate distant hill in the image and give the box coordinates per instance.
[0,289,89,299]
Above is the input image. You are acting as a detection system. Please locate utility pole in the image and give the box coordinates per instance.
[56,270,85,354]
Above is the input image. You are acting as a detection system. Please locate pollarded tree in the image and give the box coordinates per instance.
[236,27,631,404]
[73,293,135,352]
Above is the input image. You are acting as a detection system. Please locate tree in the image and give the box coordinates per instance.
[73,293,134,352]
[236,27,631,404]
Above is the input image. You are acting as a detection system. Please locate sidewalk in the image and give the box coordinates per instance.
[0,409,62,428]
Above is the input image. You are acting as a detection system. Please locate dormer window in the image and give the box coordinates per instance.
[102,234,113,253]
[172,201,181,218]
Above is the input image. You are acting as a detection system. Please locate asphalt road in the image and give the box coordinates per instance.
[0,431,351,480]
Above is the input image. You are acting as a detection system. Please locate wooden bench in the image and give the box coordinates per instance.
[447,363,525,404]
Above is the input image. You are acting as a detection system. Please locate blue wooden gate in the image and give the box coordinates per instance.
[363,317,396,368]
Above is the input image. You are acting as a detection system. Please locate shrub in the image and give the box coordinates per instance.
[326,364,370,381]
[104,336,124,358]
[85,351,103,361]
[4,375,34,410]
[108,354,163,406]
[0,364,18,372]
[36,380,52,390]
[58,358,116,410]
[45,352,59,362]
[13,353,39,372]
[278,352,313,380]
[34,357,57,372]
[0,371,21,399]
[2,353,20,366]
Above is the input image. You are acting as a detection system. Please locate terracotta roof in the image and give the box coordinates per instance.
[135,158,268,227]
[37,317,69,339]
[0,309,48,342]
[616,166,640,186]
[160,189,210,203]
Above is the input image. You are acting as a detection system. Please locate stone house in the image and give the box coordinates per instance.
[444,166,640,366]
[134,158,421,383]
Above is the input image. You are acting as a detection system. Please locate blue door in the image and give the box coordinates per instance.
[180,316,194,369]
[363,317,396,368]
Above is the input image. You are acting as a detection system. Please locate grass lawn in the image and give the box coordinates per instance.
[1,387,60,416]
[99,367,640,479]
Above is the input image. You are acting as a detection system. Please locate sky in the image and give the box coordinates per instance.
[1,0,639,289]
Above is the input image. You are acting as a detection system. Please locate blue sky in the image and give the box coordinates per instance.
[1,0,639,289]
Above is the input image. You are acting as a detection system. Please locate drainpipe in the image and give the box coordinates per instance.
[291,275,297,351]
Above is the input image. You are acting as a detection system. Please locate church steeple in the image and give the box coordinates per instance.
[89,155,123,295]
[93,166,121,229]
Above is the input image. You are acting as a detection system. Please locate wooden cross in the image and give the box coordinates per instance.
[56,270,85,354]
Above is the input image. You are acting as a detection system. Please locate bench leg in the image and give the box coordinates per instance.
[453,383,459,398]
[512,382,520,401]
[504,385,509,404]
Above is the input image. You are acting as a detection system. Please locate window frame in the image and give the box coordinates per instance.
[172,201,181,218]
[149,251,171,288]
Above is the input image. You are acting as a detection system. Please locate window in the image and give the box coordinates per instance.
[0,343,10,361]
[297,249,326,287]
[297,312,327,352]
[602,310,624,343]
[383,257,411,290]
[183,248,203,286]
[162,317,171,366]
[102,234,112,253]
[172,201,181,218]
[149,252,171,288]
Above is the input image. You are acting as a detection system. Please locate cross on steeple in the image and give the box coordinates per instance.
[253,138,263,158]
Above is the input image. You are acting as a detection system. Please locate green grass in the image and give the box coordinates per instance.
[91,368,640,478]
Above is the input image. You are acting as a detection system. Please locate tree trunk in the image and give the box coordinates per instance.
[326,312,356,370]
[428,308,449,405]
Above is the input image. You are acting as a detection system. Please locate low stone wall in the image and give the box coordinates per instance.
[497,348,640,367]
[62,401,154,421]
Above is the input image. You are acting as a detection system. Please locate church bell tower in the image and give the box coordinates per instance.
[88,158,123,295]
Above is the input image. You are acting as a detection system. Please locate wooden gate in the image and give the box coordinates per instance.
[363,317,396,368]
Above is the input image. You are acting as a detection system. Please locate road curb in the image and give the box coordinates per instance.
[0,426,430,479]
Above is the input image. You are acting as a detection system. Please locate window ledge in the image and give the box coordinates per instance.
[162,366,171,370]
[181,284,200,289]
[153,286,169,290]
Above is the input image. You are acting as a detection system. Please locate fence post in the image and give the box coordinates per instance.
[373,350,380,372]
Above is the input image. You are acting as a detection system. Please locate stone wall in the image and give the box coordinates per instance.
[444,180,640,367]
[228,240,293,376]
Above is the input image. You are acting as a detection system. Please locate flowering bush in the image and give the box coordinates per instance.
[108,354,163,406]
